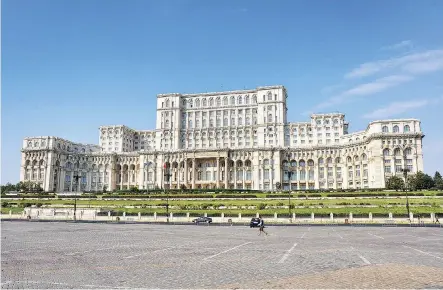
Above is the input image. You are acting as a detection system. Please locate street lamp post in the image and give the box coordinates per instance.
[72,173,81,222]
[402,167,411,221]
[164,162,172,223]
[287,168,294,222]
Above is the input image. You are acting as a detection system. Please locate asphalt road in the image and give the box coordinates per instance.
[2,221,443,289]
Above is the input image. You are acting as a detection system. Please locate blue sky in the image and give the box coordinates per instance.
[2,0,443,184]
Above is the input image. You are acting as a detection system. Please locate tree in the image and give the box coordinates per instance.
[0,182,19,194]
[434,171,443,190]
[408,171,435,190]
[386,176,404,191]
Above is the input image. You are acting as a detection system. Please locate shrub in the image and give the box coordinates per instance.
[258,203,267,210]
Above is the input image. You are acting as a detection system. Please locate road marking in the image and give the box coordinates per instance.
[403,245,443,260]
[368,233,384,239]
[203,242,252,261]
[123,247,174,259]
[332,228,343,239]
[300,232,306,239]
[350,246,371,265]
[278,242,298,263]
[66,245,130,256]
[9,281,127,289]
[358,254,371,265]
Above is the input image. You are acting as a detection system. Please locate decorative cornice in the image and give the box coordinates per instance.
[158,85,285,98]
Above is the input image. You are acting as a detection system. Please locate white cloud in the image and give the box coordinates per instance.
[312,75,413,111]
[381,40,413,51]
[362,96,443,119]
[345,49,443,79]
[402,58,443,74]
[341,75,413,97]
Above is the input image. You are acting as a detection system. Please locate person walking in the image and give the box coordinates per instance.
[258,215,268,236]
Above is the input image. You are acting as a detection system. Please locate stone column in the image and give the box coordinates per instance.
[128,168,131,189]
[216,158,220,188]
[184,158,188,188]
[314,165,319,189]
[69,171,74,192]
[120,167,123,190]
[242,167,246,189]
[224,157,228,189]
[192,159,196,189]
[234,162,237,189]
[59,169,65,192]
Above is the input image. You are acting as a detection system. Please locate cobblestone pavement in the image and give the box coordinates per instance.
[1,221,443,289]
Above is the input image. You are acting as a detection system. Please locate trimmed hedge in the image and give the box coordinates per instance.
[216,194,258,198]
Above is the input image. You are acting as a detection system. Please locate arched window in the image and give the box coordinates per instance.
[263,159,269,166]
[267,114,272,123]
[393,125,399,133]
[195,99,200,107]
[361,153,367,161]
[319,158,324,165]
[383,148,390,156]
[405,147,412,155]
[230,96,235,105]
[252,95,257,104]
[299,160,306,167]
[202,98,207,106]
[347,156,352,163]
[209,98,214,106]
[404,125,410,132]
[223,97,228,106]
[245,95,250,104]
[246,117,250,125]
[188,99,193,108]
[238,96,242,105]
[238,117,243,126]
[223,118,228,126]
[216,97,221,106]
[394,148,401,156]
[307,160,314,166]
[165,120,170,128]
[165,99,170,107]
[382,126,389,133]
[267,92,272,100]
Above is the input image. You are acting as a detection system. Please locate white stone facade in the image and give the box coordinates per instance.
[20,85,425,192]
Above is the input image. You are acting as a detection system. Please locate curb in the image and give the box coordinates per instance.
[1,218,442,227]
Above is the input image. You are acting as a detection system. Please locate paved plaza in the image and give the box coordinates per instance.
[1,221,443,289]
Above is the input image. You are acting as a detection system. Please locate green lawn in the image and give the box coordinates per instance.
[2,192,441,216]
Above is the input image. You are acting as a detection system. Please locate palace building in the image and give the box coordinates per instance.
[20,85,424,192]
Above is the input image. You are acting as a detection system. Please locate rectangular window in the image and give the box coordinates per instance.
[327,167,333,177]
[299,170,306,181]
[319,167,324,178]
[384,166,391,173]
[395,165,402,172]
[264,169,270,180]
[348,166,353,178]
[336,167,342,178]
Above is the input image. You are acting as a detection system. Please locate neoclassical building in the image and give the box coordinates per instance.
[20,85,424,192]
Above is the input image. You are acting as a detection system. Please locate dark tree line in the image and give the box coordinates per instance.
[386,171,443,191]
